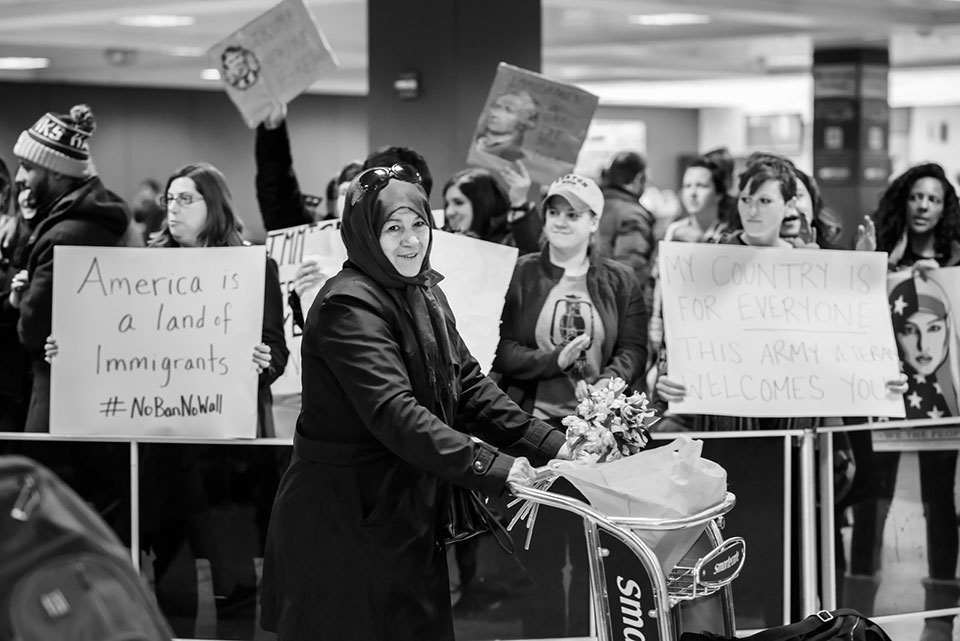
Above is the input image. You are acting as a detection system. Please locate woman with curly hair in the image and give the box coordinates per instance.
[847,162,960,641]
[859,162,960,268]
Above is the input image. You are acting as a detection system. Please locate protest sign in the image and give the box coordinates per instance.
[871,266,960,447]
[430,230,519,371]
[266,220,346,395]
[659,243,904,418]
[266,223,517,396]
[50,246,266,438]
[208,0,338,128]
[467,63,599,185]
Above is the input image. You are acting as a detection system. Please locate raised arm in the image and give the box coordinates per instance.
[255,106,313,232]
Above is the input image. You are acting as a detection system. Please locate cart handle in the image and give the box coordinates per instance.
[509,481,737,532]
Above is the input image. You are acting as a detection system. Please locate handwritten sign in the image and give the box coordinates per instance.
[266,220,347,395]
[50,247,266,438]
[467,63,599,185]
[208,0,338,128]
[659,243,904,418]
[266,223,518,396]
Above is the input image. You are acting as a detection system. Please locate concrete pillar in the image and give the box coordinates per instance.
[367,0,541,206]
[812,46,890,249]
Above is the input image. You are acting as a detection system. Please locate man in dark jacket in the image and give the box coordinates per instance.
[9,104,136,432]
[597,151,655,313]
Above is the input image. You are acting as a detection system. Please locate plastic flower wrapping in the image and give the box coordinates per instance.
[508,378,661,548]
[561,378,657,463]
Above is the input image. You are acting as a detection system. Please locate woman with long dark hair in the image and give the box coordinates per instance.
[442,165,542,254]
[149,162,288,436]
[847,163,960,641]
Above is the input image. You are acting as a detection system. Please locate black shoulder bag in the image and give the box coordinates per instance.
[681,609,892,641]
[442,487,515,554]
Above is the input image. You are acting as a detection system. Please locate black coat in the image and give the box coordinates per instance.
[257,257,290,437]
[493,246,648,414]
[255,121,313,232]
[260,267,564,641]
[18,177,133,356]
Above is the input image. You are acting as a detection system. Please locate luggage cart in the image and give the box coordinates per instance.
[509,476,745,641]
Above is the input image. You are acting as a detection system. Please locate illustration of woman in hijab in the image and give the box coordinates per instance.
[890,272,959,419]
[868,271,960,641]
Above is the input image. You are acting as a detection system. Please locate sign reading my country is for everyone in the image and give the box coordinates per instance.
[50,246,265,438]
[658,243,905,418]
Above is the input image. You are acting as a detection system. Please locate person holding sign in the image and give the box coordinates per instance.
[152,162,288,437]
[259,163,569,641]
[655,158,906,430]
[848,163,960,640]
[442,165,542,254]
[492,173,647,637]
[8,104,139,432]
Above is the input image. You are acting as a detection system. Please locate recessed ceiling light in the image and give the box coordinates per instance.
[117,15,195,28]
[628,13,711,27]
[201,68,221,81]
[0,57,50,70]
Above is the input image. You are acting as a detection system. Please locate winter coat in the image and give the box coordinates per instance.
[260,266,563,641]
[18,177,135,356]
[257,257,289,437]
[255,121,314,232]
[492,245,648,414]
[596,186,655,293]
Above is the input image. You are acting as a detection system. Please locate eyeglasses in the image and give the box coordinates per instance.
[302,194,323,208]
[159,193,205,208]
[350,163,421,207]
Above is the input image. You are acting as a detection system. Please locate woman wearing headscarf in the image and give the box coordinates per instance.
[259,163,567,641]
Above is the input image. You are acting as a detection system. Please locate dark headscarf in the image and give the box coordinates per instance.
[341,174,456,420]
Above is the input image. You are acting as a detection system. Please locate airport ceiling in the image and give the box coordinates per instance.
[1,0,960,106]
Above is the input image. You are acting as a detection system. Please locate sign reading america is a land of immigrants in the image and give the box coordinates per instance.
[50,246,265,438]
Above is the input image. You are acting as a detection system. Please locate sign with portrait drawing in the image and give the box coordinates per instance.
[658,243,904,418]
[49,246,265,438]
[207,0,338,128]
[872,267,960,450]
[467,63,599,185]
[266,222,517,397]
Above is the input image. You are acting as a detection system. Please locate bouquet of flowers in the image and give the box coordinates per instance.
[507,378,660,548]
[561,378,657,463]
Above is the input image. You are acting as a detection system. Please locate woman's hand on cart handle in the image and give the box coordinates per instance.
[506,457,536,489]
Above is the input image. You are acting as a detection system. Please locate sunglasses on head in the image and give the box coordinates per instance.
[350,163,422,207]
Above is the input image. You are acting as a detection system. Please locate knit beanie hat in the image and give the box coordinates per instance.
[13,104,97,179]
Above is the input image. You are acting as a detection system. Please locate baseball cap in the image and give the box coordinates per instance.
[543,174,604,217]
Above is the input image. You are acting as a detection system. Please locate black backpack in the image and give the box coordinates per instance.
[0,456,173,641]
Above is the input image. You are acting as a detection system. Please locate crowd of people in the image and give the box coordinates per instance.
[0,99,958,641]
